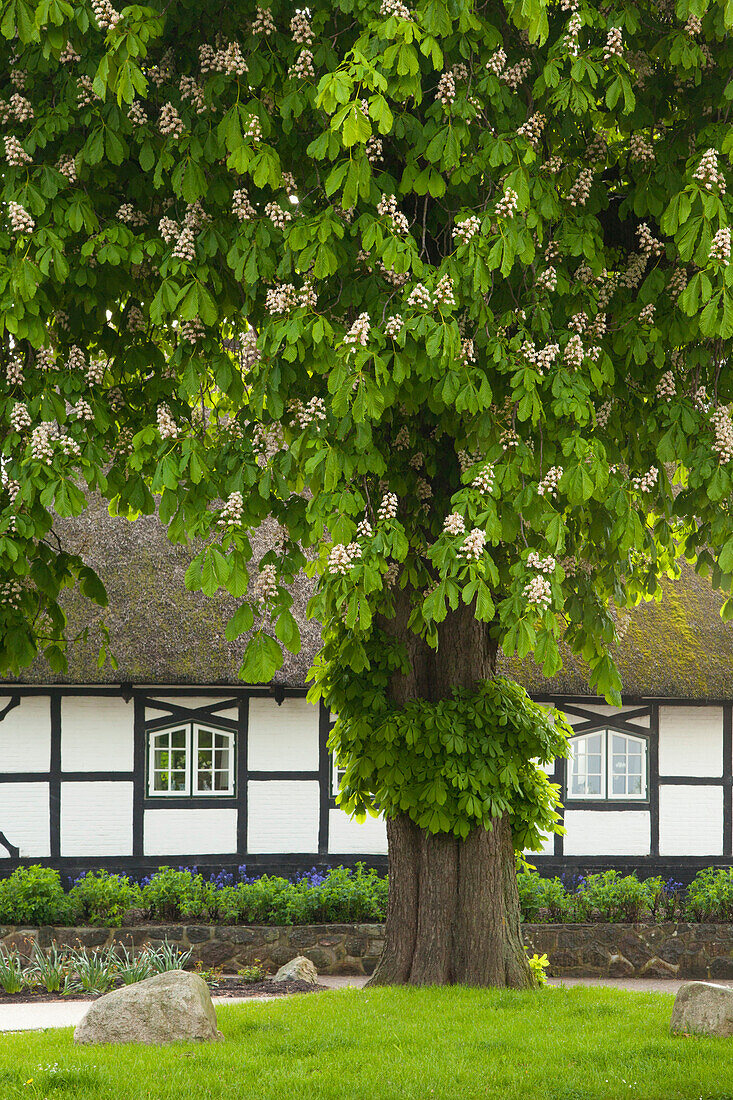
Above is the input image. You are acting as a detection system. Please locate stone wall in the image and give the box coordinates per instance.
[3,922,733,979]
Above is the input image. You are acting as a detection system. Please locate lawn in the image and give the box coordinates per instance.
[1,986,731,1100]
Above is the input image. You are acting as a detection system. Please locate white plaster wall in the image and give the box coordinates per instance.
[61,782,134,856]
[144,808,238,855]
[0,782,49,857]
[659,785,723,856]
[328,810,388,855]
[658,707,723,777]
[525,831,556,857]
[0,697,51,772]
[61,697,134,772]
[247,698,319,772]
[564,705,650,728]
[148,696,237,720]
[247,781,319,852]
[563,811,650,855]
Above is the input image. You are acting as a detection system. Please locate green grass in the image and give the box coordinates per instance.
[1,986,732,1100]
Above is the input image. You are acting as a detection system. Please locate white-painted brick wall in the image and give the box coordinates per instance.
[247,698,319,771]
[0,783,50,857]
[658,707,723,777]
[328,809,388,855]
[563,810,650,855]
[61,782,134,856]
[0,697,51,772]
[61,697,134,772]
[659,785,723,856]
[247,781,319,852]
[144,808,238,855]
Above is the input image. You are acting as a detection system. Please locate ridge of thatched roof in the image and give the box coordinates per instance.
[4,497,733,700]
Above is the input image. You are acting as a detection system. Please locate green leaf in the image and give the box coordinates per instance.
[275,608,301,653]
[239,632,284,683]
[225,602,254,641]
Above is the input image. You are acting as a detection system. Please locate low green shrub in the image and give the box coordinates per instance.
[67,870,142,928]
[0,866,70,925]
[141,867,218,921]
[685,867,733,921]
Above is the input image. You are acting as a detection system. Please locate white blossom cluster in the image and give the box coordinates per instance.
[377,194,409,234]
[711,405,733,463]
[291,10,314,43]
[639,303,655,324]
[407,284,431,308]
[385,315,404,338]
[394,426,410,449]
[254,562,278,602]
[180,75,206,114]
[522,340,559,375]
[241,329,260,368]
[327,542,362,574]
[460,338,476,364]
[218,491,244,528]
[159,103,184,138]
[253,422,284,461]
[91,0,120,29]
[444,512,466,535]
[5,135,30,166]
[265,201,292,229]
[290,396,327,428]
[159,216,179,244]
[569,312,587,333]
[501,59,532,89]
[265,283,300,314]
[344,313,370,349]
[603,27,624,59]
[495,188,519,217]
[36,348,55,371]
[454,216,480,245]
[524,574,552,610]
[629,133,655,164]
[693,148,725,194]
[73,398,93,421]
[656,370,676,401]
[181,318,205,343]
[244,116,262,141]
[471,463,495,494]
[517,113,545,148]
[117,204,146,227]
[8,92,33,120]
[173,227,196,261]
[381,0,413,19]
[538,466,563,498]
[710,227,731,264]
[86,357,105,385]
[486,48,506,75]
[75,75,98,107]
[595,399,613,428]
[157,404,178,439]
[564,333,584,367]
[9,402,31,431]
[621,251,648,291]
[377,492,398,520]
[31,421,58,461]
[379,262,408,287]
[527,551,556,573]
[434,274,456,307]
[366,136,383,164]
[1,467,20,502]
[437,70,456,106]
[565,12,582,56]
[637,223,663,256]
[568,168,593,206]
[416,478,432,501]
[128,100,147,125]
[460,528,486,561]
[289,49,315,79]
[66,345,85,373]
[56,154,77,182]
[0,581,23,609]
[250,7,276,34]
[60,41,80,63]
[6,357,24,384]
[7,201,34,233]
[127,304,145,332]
[686,13,702,34]
[631,467,658,492]
[537,266,557,291]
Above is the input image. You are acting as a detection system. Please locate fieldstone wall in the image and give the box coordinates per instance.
[3,922,733,978]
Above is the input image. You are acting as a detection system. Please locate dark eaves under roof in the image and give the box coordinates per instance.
[3,495,733,701]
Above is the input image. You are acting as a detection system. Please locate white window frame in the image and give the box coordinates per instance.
[331,754,347,799]
[568,728,648,801]
[147,723,235,798]
[192,724,235,797]
[148,724,191,797]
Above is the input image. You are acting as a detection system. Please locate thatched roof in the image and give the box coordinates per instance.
[5,496,733,700]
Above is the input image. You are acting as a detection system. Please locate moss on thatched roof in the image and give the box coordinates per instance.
[5,498,733,700]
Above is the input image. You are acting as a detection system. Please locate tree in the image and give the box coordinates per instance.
[2,0,733,986]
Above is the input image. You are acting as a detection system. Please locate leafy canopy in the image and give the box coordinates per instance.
[2,0,733,836]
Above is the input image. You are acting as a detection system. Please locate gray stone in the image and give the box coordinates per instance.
[671,981,733,1037]
[74,969,223,1046]
[271,955,319,984]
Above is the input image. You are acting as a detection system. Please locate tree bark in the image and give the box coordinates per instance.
[367,596,534,989]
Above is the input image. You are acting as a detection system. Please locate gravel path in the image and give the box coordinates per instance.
[2,975,730,1033]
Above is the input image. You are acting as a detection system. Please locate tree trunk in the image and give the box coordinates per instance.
[367,597,534,989]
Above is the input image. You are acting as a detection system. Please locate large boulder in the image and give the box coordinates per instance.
[271,955,319,984]
[670,981,733,1037]
[74,969,223,1045]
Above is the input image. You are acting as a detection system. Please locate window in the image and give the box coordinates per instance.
[331,755,346,799]
[147,724,235,797]
[568,729,647,800]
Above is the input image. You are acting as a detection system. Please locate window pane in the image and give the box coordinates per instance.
[612,756,626,772]
[155,750,169,769]
[612,775,626,795]
[172,750,187,770]
[198,730,212,749]
[171,771,187,792]
[171,729,186,748]
[154,772,169,791]
[612,734,626,756]
[628,774,642,795]
[154,732,169,749]
[587,734,603,755]
[587,774,602,795]
[214,748,229,769]
[198,750,212,769]
[197,771,212,791]
[588,754,602,772]
[214,771,229,791]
